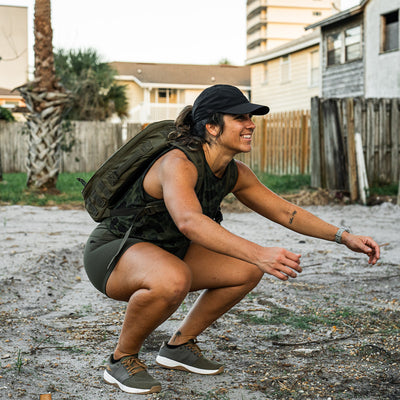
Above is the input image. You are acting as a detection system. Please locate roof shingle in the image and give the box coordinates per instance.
[109,62,250,87]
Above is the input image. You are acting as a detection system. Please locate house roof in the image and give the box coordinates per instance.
[0,87,19,96]
[306,0,370,30]
[109,62,251,89]
[246,29,320,65]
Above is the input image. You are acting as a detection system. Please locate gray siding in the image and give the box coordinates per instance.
[364,0,400,97]
[322,61,364,98]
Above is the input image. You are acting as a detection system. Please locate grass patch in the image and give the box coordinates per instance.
[238,306,358,331]
[0,172,93,206]
[1,172,396,207]
[256,173,311,194]
[369,182,398,196]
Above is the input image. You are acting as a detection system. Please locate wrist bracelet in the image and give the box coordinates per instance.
[335,227,350,244]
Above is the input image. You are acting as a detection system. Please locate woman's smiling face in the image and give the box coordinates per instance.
[216,113,256,155]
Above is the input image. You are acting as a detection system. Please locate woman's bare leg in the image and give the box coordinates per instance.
[105,242,192,359]
[168,243,263,345]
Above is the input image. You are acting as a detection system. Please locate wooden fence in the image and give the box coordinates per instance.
[1,112,311,175]
[237,110,311,175]
[311,97,400,199]
[0,121,142,173]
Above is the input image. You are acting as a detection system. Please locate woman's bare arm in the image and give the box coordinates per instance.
[232,161,380,264]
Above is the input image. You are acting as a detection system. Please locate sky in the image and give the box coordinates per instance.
[1,0,360,72]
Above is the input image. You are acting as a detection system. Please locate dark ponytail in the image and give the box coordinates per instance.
[169,105,225,150]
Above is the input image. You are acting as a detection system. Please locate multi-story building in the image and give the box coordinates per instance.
[0,5,28,110]
[246,0,341,61]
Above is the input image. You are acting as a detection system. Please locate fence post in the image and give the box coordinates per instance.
[346,98,358,202]
[310,97,321,187]
[355,132,369,205]
[300,113,308,175]
[397,177,400,206]
[391,99,400,183]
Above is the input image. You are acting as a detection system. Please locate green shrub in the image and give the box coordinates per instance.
[0,106,15,122]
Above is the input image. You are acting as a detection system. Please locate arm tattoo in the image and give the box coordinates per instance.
[289,210,297,225]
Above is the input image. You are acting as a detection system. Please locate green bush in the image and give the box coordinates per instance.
[0,106,16,122]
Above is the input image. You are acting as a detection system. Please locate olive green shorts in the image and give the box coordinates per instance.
[83,225,189,295]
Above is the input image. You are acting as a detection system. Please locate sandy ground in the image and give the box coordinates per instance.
[0,203,399,400]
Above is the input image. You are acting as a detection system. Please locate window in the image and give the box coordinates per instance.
[310,50,319,87]
[280,55,290,82]
[327,32,342,65]
[313,11,322,16]
[381,11,399,52]
[345,25,361,61]
[150,89,178,103]
[326,24,362,66]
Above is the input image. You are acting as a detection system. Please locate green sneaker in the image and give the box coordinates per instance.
[103,354,161,394]
[156,339,224,375]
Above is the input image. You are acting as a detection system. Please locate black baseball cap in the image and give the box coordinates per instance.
[192,84,269,123]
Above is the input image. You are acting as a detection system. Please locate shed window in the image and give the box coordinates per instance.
[345,25,361,61]
[327,33,342,65]
[381,10,399,52]
[326,24,362,66]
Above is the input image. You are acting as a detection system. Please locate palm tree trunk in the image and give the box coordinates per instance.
[17,0,70,190]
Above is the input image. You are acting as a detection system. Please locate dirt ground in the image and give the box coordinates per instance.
[0,202,399,400]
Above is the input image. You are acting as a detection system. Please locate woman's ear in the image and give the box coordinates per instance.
[205,123,220,138]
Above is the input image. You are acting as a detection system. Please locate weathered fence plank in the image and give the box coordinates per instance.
[311,97,400,197]
[346,99,358,201]
[0,122,27,173]
[311,97,322,188]
[391,99,400,182]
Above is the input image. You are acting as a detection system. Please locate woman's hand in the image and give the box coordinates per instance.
[255,247,302,281]
[341,233,380,265]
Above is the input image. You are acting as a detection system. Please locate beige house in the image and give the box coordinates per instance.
[0,87,26,110]
[246,0,340,60]
[248,29,320,113]
[0,5,28,110]
[109,62,250,123]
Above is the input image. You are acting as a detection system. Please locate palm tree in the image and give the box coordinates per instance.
[17,0,70,190]
[54,48,128,121]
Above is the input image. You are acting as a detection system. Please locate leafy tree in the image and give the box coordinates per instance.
[17,0,70,190]
[54,48,128,120]
[218,58,232,65]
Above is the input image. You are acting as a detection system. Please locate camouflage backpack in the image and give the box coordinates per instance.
[78,120,205,222]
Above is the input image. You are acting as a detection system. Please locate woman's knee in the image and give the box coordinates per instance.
[243,265,263,289]
[153,266,192,304]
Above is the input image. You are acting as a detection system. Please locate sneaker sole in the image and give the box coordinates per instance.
[155,355,224,375]
[103,369,161,394]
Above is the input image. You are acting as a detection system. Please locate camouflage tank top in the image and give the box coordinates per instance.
[101,146,238,255]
